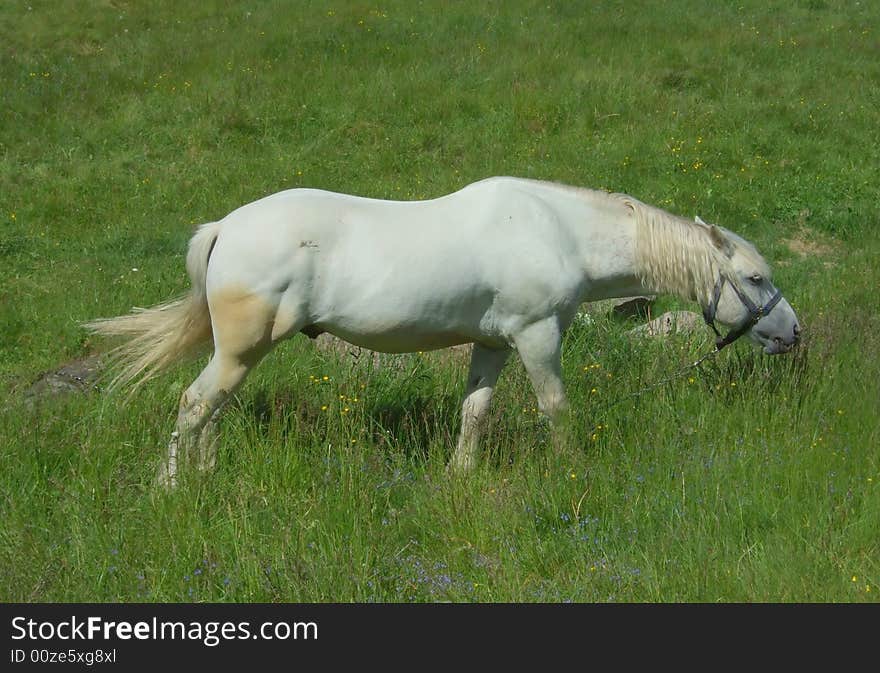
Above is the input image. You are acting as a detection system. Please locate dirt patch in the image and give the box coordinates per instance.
[783,233,837,259]
[780,212,839,264]
[23,354,104,405]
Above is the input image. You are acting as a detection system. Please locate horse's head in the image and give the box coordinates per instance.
[699,218,801,354]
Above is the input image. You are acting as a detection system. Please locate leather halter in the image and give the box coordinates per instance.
[702,275,783,351]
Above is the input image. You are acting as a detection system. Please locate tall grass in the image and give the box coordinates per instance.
[1,0,877,602]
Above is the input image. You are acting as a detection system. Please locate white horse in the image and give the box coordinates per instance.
[86,177,800,485]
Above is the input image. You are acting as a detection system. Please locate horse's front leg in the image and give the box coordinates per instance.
[512,317,571,444]
[449,344,511,473]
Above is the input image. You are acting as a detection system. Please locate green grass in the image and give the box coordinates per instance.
[1,0,878,602]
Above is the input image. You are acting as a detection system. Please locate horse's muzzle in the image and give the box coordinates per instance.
[763,323,801,355]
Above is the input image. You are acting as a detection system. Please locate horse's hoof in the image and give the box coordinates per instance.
[155,432,181,489]
[155,459,178,490]
[446,456,475,476]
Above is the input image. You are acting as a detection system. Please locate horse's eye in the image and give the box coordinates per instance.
[748,274,763,285]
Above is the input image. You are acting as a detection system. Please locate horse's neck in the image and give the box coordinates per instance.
[521,181,715,305]
[559,195,646,301]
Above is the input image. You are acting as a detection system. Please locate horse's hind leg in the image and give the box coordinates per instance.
[157,353,253,488]
[197,408,223,472]
[157,287,302,488]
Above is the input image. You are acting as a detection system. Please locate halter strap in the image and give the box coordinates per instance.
[702,276,783,351]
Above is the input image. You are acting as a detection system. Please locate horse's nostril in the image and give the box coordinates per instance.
[793,323,801,339]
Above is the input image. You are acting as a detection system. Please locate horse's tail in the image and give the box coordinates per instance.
[84,221,222,393]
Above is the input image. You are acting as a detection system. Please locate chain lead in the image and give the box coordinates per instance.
[596,343,721,412]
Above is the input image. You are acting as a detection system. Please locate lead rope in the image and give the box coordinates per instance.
[594,343,722,413]
[593,272,784,413]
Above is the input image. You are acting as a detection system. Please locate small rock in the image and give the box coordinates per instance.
[582,295,656,318]
[612,296,655,319]
[628,311,704,338]
[581,299,617,315]
[312,333,471,369]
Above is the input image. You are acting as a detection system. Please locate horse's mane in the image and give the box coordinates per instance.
[618,194,770,305]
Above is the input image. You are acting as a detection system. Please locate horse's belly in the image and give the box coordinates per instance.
[315,323,475,353]
[310,272,498,353]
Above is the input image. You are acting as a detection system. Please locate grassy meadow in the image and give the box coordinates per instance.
[1,0,878,602]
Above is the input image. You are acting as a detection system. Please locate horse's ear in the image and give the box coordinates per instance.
[708,224,734,257]
[695,215,708,227]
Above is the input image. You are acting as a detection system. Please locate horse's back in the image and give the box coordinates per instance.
[208,179,537,279]
[218,177,556,233]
